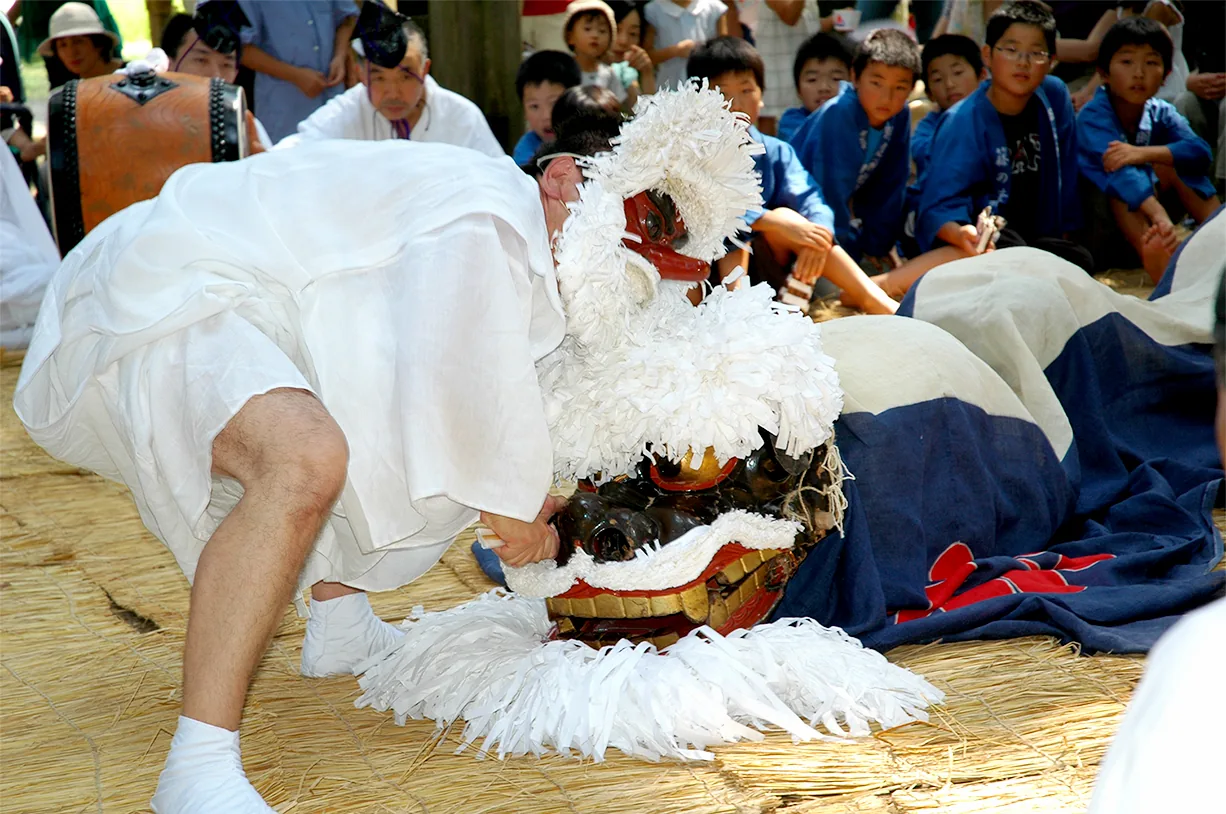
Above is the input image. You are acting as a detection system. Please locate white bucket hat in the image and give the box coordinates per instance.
[37,3,120,59]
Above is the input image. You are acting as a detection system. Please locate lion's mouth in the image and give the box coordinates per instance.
[547,541,809,648]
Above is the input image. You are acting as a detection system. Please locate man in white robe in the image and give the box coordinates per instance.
[13,135,601,813]
[278,2,503,158]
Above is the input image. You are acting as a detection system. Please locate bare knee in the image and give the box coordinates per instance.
[213,389,349,513]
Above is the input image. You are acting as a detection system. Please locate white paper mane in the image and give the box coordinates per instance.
[540,83,845,483]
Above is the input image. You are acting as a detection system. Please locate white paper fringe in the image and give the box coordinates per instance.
[540,83,844,483]
[504,510,802,597]
[355,591,944,762]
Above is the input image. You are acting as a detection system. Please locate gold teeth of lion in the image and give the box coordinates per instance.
[546,549,781,622]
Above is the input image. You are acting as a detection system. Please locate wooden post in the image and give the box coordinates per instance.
[426,0,522,150]
[146,0,174,46]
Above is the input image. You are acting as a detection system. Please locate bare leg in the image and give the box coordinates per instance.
[1109,197,1171,283]
[1156,164,1222,224]
[869,245,970,299]
[820,246,898,315]
[183,388,348,729]
[153,388,348,813]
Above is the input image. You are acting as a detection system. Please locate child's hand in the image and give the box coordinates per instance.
[937,222,984,255]
[673,39,697,59]
[1102,141,1143,172]
[0,86,12,103]
[759,208,832,254]
[793,246,831,284]
[626,45,653,75]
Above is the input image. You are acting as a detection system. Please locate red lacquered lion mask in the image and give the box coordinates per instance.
[621,189,711,283]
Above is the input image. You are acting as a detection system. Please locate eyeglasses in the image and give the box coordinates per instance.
[994,45,1050,65]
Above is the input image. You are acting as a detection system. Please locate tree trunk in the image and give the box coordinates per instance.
[426,0,522,150]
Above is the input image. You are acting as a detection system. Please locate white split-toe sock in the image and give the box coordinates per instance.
[300,591,405,678]
[150,716,274,814]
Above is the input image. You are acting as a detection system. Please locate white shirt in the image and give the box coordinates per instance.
[643,0,728,90]
[581,63,627,103]
[280,76,505,158]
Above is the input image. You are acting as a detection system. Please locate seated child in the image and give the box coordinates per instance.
[563,0,627,104]
[789,28,919,272]
[1077,15,1219,282]
[915,34,985,180]
[605,1,657,109]
[550,84,624,140]
[513,50,582,166]
[777,32,853,144]
[644,0,729,91]
[687,36,898,315]
[917,1,1093,274]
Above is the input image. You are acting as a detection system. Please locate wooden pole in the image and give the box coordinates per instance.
[426,0,522,150]
[146,0,173,46]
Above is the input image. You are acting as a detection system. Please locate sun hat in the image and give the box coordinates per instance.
[564,0,617,40]
[37,3,120,59]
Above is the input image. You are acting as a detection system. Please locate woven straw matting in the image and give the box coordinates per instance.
[0,274,1218,814]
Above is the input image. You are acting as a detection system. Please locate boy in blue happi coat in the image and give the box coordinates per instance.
[917,1,1093,274]
[789,28,917,273]
[1078,16,1220,282]
[914,35,985,182]
[687,37,899,314]
[777,32,853,144]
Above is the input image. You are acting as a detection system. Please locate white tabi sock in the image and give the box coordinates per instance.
[150,716,274,814]
[300,592,405,678]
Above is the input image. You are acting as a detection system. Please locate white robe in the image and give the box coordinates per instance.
[14,140,565,596]
[279,77,505,159]
[0,149,59,349]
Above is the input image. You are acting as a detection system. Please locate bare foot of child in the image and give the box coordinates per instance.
[839,288,899,315]
[1140,223,1177,284]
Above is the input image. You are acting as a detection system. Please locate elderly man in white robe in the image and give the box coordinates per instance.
[14,130,604,812]
[278,0,502,158]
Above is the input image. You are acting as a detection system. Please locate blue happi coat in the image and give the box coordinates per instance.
[789,81,911,261]
[744,126,834,232]
[916,76,1081,251]
[1077,86,1216,210]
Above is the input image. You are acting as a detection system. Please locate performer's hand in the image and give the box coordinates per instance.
[937,221,983,255]
[1102,141,1142,172]
[293,67,332,98]
[481,496,566,568]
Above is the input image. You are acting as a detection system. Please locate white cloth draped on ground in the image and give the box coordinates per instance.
[0,148,59,349]
[13,141,565,593]
[278,78,504,158]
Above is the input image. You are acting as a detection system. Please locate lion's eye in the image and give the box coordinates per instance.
[644,211,663,241]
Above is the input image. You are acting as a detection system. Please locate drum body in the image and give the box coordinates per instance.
[47,70,262,253]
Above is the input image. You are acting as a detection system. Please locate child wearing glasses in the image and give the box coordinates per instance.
[917,1,1092,273]
[1077,16,1219,283]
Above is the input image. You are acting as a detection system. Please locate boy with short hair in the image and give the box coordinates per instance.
[917,1,1092,273]
[777,32,853,144]
[1078,16,1219,282]
[915,34,985,180]
[563,0,627,103]
[513,49,582,165]
[789,28,919,271]
[687,36,899,315]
